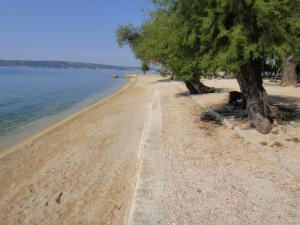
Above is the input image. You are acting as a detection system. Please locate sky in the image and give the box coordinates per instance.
[0,0,154,67]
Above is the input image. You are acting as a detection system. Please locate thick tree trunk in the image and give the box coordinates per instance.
[282,55,297,86]
[237,61,273,134]
[185,80,214,94]
[185,81,198,94]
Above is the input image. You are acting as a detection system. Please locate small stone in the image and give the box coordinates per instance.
[28,185,36,194]
[55,192,63,204]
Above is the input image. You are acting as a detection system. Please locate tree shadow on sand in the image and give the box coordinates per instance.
[175,91,189,98]
[200,94,300,127]
[152,78,173,83]
[269,95,300,123]
[174,88,229,99]
[200,112,223,126]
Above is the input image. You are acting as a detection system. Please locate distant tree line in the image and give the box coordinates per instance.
[0,59,140,71]
[116,0,300,134]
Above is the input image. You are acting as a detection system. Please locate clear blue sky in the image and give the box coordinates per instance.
[0,0,154,66]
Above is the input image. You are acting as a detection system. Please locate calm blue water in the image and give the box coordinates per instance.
[0,66,134,148]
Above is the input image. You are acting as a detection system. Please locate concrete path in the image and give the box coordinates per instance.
[127,88,162,225]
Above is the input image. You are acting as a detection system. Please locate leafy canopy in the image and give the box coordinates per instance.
[116,0,300,79]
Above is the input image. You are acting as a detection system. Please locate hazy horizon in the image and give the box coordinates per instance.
[0,58,140,68]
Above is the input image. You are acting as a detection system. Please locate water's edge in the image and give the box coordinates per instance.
[0,78,130,151]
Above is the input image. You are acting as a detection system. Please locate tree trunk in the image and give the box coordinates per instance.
[185,81,198,94]
[282,55,297,86]
[228,91,246,109]
[184,80,214,94]
[237,61,273,134]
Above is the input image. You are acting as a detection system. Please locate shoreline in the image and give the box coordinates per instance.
[0,75,158,225]
[0,77,135,159]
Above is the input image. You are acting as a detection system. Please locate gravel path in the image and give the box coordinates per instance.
[156,79,300,225]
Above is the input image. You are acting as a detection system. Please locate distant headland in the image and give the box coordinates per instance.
[0,59,140,70]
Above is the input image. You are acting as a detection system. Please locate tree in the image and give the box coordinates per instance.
[171,0,300,133]
[282,55,297,86]
[116,24,141,57]
[279,2,300,86]
[116,25,150,75]
[141,61,149,74]
[116,0,300,133]
[116,7,214,94]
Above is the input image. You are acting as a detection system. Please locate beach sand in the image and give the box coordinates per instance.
[0,76,299,225]
[0,76,159,225]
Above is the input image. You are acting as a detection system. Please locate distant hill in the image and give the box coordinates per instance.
[0,59,140,70]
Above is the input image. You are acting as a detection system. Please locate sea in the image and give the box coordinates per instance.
[0,66,138,149]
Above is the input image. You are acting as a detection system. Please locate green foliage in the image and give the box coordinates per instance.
[277,1,300,59]
[116,0,300,80]
[116,24,140,48]
[115,24,144,62]
[174,0,300,73]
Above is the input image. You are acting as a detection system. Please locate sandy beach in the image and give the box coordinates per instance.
[0,76,299,225]
[0,76,159,225]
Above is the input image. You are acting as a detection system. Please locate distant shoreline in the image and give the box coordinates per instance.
[0,59,140,71]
